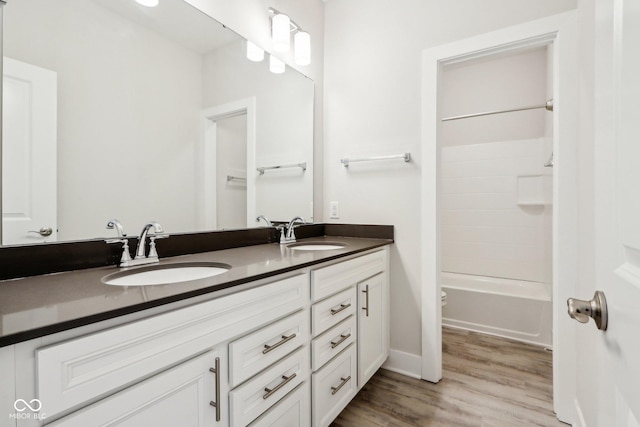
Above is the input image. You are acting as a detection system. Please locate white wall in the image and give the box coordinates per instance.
[324,0,577,362]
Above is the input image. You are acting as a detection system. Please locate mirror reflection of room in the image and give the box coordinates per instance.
[1,0,313,245]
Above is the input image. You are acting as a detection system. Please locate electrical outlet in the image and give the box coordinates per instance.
[329,201,340,219]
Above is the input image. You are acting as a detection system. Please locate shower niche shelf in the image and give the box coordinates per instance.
[516,175,552,207]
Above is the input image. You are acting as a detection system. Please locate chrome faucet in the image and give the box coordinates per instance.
[256,215,273,227]
[281,216,306,244]
[105,220,168,267]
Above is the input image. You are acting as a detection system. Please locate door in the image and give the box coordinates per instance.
[572,0,640,424]
[2,57,57,245]
[49,350,228,427]
[357,273,387,388]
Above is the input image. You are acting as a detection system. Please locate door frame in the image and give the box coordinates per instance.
[420,11,578,422]
[200,97,256,230]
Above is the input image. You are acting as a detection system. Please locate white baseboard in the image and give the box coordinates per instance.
[381,349,422,379]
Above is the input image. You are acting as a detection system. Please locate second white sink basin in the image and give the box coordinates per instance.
[287,242,347,251]
[102,262,231,286]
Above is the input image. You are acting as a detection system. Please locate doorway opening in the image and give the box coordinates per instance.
[201,97,256,231]
[420,12,578,424]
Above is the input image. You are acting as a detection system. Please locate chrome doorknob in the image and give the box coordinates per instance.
[567,291,608,331]
[28,227,53,237]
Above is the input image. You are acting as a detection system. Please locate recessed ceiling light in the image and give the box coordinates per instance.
[135,0,159,7]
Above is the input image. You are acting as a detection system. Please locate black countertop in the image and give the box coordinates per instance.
[0,232,392,347]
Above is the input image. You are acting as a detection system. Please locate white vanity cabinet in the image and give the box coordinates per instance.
[1,246,390,427]
[34,272,308,426]
[309,249,389,427]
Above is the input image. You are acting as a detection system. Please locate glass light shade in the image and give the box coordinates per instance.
[272,14,291,52]
[269,55,286,74]
[294,31,311,66]
[246,41,264,62]
[135,0,159,7]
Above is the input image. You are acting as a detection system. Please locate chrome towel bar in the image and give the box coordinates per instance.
[257,162,307,175]
[340,152,411,167]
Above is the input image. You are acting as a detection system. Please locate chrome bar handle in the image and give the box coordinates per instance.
[209,357,221,421]
[330,333,351,349]
[331,376,351,395]
[330,303,351,315]
[362,284,369,317]
[263,373,297,399]
[263,333,297,354]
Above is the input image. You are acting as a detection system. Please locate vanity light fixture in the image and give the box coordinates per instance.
[269,55,286,74]
[247,41,265,62]
[135,0,159,7]
[294,31,311,66]
[269,7,311,66]
[271,12,291,52]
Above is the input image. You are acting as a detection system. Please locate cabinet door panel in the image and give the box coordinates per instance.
[249,382,310,427]
[230,346,308,426]
[311,344,357,427]
[311,287,356,336]
[311,316,356,371]
[49,350,227,427]
[358,273,388,388]
[229,310,309,388]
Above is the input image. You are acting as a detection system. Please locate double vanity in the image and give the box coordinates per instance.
[0,224,392,426]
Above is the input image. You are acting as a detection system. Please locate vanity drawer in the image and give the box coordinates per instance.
[311,287,356,336]
[311,343,357,427]
[37,273,308,418]
[229,310,309,388]
[311,315,356,371]
[230,346,309,426]
[311,250,386,302]
[248,382,310,427]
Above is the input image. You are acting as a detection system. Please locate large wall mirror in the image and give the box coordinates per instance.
[1,0,314,246]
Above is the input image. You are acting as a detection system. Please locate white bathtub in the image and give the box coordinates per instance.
[441,272,552,347]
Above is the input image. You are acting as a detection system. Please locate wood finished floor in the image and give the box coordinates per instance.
[331,328,567,427]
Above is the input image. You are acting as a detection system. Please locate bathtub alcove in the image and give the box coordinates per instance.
[439,45,554,348]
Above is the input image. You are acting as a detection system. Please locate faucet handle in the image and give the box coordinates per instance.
[105,238,133,266]
[150,233,170,239]
[106,219,127,237]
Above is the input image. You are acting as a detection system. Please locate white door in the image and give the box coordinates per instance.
[2,57,57,245]
[572,0,640,424]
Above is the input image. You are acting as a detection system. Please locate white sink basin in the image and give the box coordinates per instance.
[102,262,231,286]
[287,242,347,251]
